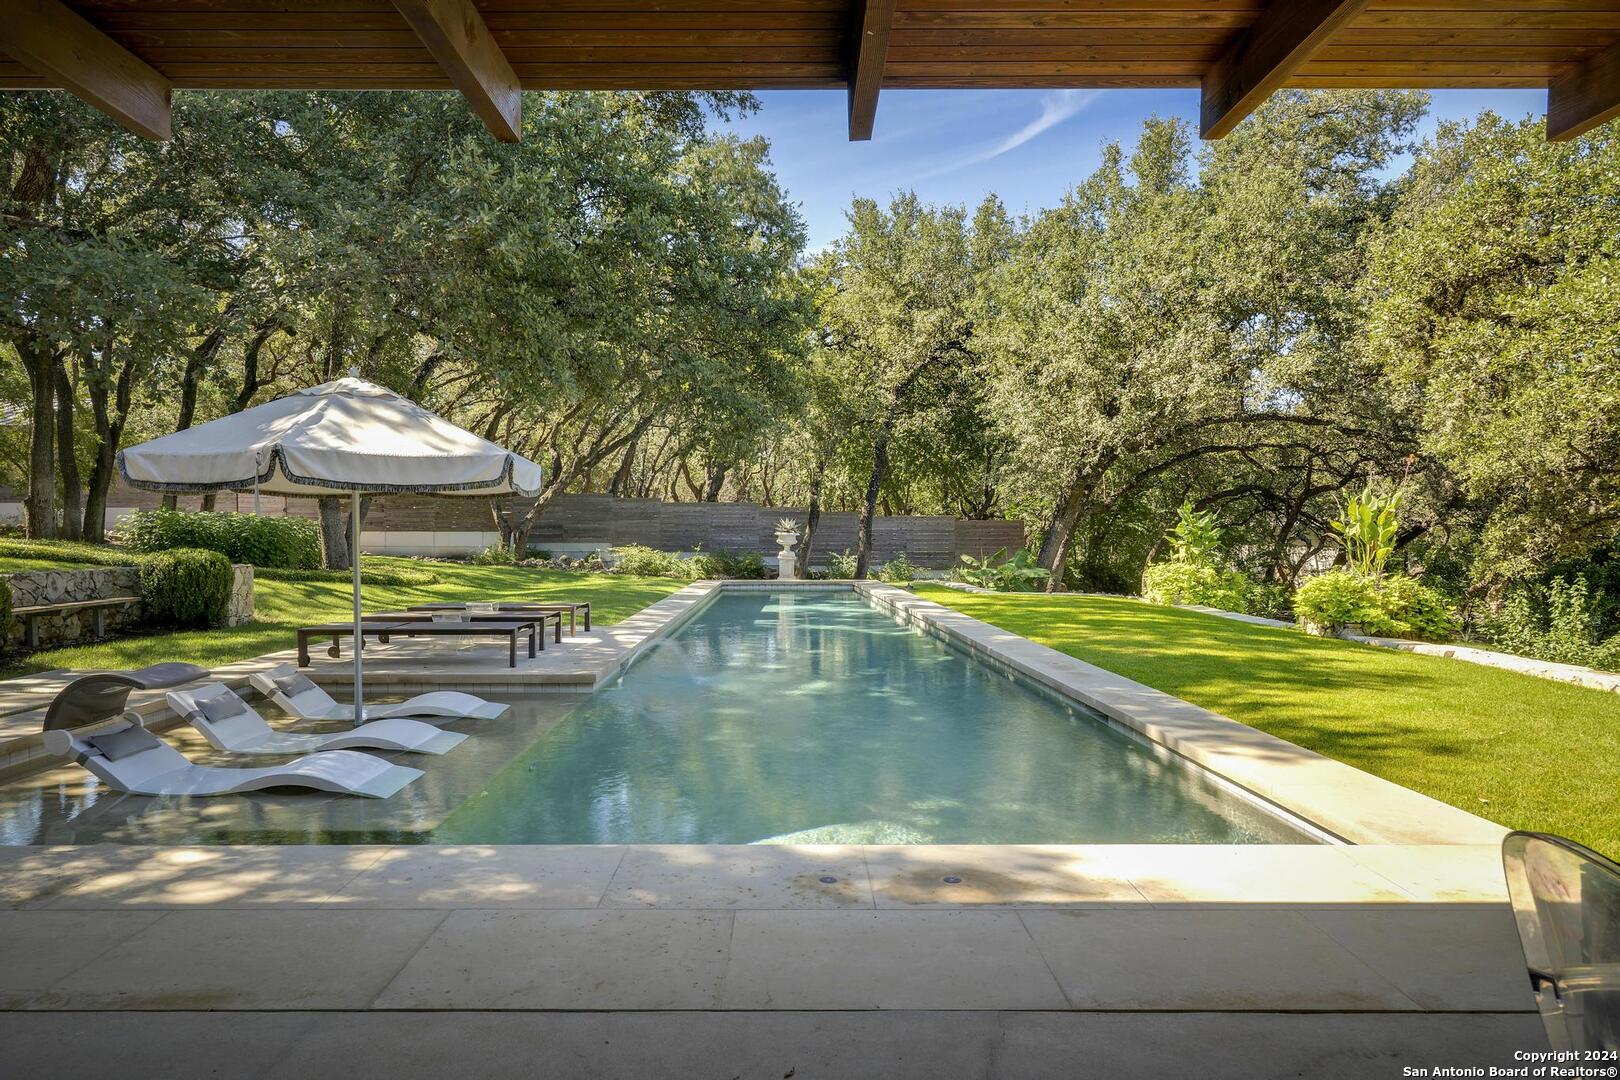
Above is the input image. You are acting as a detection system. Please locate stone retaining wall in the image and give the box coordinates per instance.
[4,564,254,649]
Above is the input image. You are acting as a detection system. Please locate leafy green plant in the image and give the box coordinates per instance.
[470,543,517,566]
[691,550,769,579]
[611,545,690,578]
[827,550,860,579]
[1295,569,1457,641]
[1332,484,1401,580]
[137,548,233,629]
[1142,562,1251,613]
[124,509,321,570]
[1375,575,1460,642]
[876,551,923,584]
[956,548,1050,592]
[1244,582,1295,622]
[1483,575,1620,671]
[1166,501,1223,564]
[1294,569,1386,636]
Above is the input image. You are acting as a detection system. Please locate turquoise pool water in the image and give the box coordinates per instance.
[435,590,1310,845]
[0,589,1313,845]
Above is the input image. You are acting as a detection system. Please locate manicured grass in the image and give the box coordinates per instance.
[2,555,686,678]
[914,585,1620,855]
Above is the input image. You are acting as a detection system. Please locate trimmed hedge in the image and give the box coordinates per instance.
[125,509,321,569]
[138,548,233,629]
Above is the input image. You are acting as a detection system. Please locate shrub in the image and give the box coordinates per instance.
[691,550,769,580]
[470,543,517,566]
[612,545,690,578]
[1244,581,1295,622]
[1142,561,1252,613]
[0,576,11,644]
[255,564,441,587]
[957,548,1050,592]
[138,548,233,629]
[827,550,860,579]
[876,552,923,584]
[125,509,320,569]
[1295,569,1458,641]
[1294,570,1388,636]
[1376,575,1460,641]
[1483,575,1620,671]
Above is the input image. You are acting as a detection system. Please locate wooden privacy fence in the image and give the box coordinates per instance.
[45,484,1028,570]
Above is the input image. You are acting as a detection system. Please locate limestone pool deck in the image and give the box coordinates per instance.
[0,842,1542,1077]
[0,580,1550,1075]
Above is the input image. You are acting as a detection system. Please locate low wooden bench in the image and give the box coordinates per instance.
[409,601,592,634]
[12,596,141,649]
[382,610,564,645]
[297,618,542,669]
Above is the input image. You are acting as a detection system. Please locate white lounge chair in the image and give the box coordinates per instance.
[169,684,468,756]
[41,717,421,799]
[248,664,508,722]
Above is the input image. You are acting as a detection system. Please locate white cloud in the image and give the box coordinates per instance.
[913,89,1100,180]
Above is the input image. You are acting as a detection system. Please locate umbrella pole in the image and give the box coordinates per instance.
[351,490,363,727]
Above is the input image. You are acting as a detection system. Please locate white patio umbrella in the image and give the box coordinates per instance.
[118,371,543,724]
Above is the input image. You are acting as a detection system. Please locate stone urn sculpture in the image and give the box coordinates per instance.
[773,517,800,580]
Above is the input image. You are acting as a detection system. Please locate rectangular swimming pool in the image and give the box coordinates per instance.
[0,588,1317,845]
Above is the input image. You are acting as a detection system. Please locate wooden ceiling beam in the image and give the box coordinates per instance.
[1200,0,1371,139]
[0,0,171,140]
[1547,41,1620,141]
[848,0,896,141]
[391,0,521,141]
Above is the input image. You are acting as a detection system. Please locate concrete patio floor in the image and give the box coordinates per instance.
[0,842,1547,1078]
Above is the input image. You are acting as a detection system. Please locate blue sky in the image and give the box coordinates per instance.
[719,87,1549,251]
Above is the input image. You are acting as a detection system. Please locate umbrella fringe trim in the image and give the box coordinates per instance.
[115,447,541,498]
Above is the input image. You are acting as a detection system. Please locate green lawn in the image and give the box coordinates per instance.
[914,585,1620,855]
[1,555,686,678]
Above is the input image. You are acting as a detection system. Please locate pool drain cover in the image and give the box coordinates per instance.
[942,876,963,884]
[818,876,838,884]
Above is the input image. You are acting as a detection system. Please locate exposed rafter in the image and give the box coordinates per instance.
[1201,0,1371,140]
[1548,41,1620,141]
[847,0,896,141]
[391,0,522,142]
[0,0,171,140]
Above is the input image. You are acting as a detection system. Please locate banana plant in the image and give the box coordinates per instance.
[1333,483,1402,579]
[1167,501,1222,565]
[958,548,1050,591]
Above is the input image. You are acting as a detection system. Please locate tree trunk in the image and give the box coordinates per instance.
[80,347,136,545]
[608,438,638,497]
[490,485,561,556]
[52,357,82,541]
[853,426,893,580]
[19,339,59,539]
[702,463,728,502]
[318,497,352,570]
[800,456,827,574]
[1036,465,1101,593]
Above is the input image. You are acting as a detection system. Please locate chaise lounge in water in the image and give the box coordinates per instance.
[248,664,508,722]
[170,684,469,756]
[40,665,422,799]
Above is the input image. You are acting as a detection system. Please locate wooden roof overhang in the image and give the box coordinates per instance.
[2,1,1618,145]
